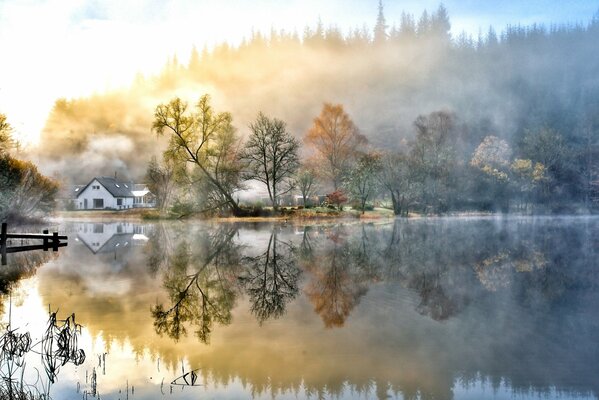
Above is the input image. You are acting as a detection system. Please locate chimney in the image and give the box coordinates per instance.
[114,171,117,180]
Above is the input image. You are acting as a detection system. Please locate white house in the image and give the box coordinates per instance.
[75,176,155,210]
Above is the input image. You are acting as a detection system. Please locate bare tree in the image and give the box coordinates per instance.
[152,95,242,215]
[378,152,417,216]
[242,113,300,209]
[294,165,318,206]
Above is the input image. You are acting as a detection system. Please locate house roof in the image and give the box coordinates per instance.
[76,177,152,199]
[72,185,85,198]
[77,176,134,198]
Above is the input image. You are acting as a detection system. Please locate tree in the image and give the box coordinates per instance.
[326,190,347,210]
[0,114,13,154]
[378,152,417,216]
[510,159,547,210]
[344,152,382,214]
[305,103,367,190]
[409,111,458,212]
[373,0,387,44]
[294,165,318,206]
[0,156,59,221]
[470,136,512,211]
[242,113,300,209]
[152,95,242,215]
[470,136,511,181]
[145,156,178,212]
[520,127,570,200]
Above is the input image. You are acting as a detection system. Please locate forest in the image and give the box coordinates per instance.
[3,3,599,218]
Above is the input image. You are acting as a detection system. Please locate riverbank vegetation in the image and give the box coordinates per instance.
[0,115,59,223]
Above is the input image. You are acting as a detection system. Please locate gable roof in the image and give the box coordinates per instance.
[77,176,135,198]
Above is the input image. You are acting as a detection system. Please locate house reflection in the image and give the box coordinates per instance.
[75,223,149,257]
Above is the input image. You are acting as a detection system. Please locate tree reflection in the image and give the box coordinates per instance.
[238,230,301,324]
[0,250,56,317]
[151,226,239,343]
[304,226,368,328]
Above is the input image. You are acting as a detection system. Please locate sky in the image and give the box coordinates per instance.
[0,0,597,145]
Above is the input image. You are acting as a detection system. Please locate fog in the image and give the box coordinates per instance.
[27,5,599,186]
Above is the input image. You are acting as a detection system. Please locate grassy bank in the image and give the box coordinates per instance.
[52,207,395,222]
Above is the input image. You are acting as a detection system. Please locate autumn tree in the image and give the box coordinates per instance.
[510,159,547,210]
[344,152,382,213]
[326,190,347,210]
[152,95,242,215]
[242,113,300,209]
[470,136,512,211]
[305,103,367,191]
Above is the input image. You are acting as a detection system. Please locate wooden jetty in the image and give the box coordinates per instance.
[0,222,68,265]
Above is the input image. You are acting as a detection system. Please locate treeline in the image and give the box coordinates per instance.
[147,95,588,216]
[33,3,599,210]
[0,114,58,222]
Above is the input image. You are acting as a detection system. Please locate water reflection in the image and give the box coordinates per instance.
[4,218,599,399]
[302,226,369,327]
[239,230,301,324]
[151,226,239,343]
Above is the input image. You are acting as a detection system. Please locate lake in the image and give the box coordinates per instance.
[1,217,598,399]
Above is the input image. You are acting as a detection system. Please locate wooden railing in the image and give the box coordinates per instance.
[0,222,68,265]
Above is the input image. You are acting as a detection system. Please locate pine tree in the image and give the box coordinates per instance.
[374,0,387,44]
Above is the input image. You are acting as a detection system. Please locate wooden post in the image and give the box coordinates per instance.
[1,222,7,266]
[52,232,59,251]
[43,229,49,251]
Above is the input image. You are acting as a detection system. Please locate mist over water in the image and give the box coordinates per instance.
[1,217,598,399]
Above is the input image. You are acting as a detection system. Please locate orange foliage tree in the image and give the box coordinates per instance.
[304,103,367,190]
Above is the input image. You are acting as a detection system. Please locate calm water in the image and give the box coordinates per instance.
[1,217,598,400]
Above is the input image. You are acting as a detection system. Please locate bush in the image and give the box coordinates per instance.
[0,154,59,221]
[170,199,195,217]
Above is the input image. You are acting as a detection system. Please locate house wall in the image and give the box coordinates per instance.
[76,179,134,210]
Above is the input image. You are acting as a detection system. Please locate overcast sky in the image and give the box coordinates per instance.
[0,0,597,144]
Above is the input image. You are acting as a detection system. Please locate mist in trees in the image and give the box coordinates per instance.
[13,3,599,214]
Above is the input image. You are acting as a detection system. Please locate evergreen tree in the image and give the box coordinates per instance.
[374,0,387,44]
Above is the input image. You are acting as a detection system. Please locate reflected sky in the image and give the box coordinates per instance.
[1,217,598,399]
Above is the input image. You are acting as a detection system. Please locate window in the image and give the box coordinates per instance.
[92,185,100,190]
[115,184,120,188]
[117,198,123,206]
[93,224,104,233]
[93,198,104,208]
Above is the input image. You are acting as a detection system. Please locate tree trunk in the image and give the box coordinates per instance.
[390,191,402,216]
